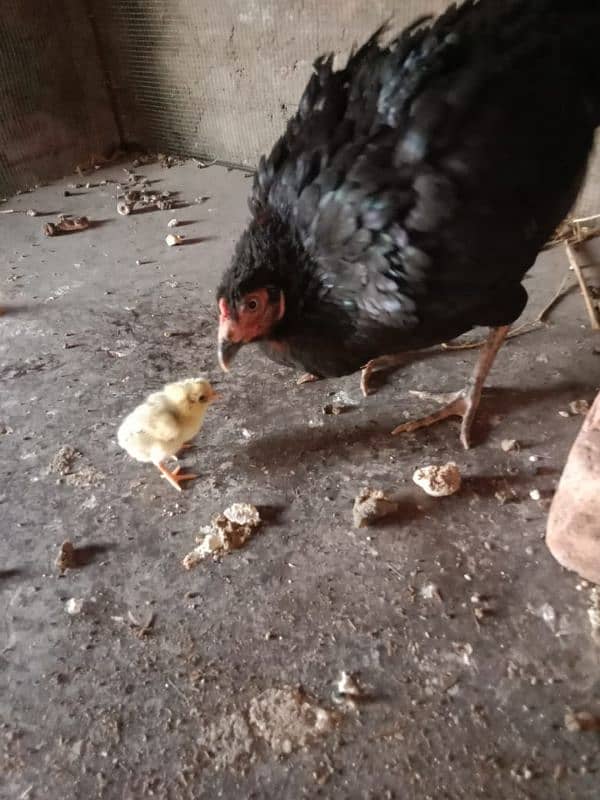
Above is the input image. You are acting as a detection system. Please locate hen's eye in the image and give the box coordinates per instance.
[246,298,259,311]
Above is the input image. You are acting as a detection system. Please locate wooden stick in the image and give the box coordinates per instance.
[565,241,600,330]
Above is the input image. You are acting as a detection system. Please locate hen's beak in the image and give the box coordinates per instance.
[218,336,241,372]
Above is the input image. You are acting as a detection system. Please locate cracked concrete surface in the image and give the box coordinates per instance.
[1,161,600,799]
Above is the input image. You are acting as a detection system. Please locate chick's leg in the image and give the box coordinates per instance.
[392,326,510,449]
[156,461,198,492]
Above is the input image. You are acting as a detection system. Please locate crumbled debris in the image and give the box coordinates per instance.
[248,687,337,755]
[64,465,105,488]
[352,487,398,528]
[127,611,155,638]
[65,598,84,615]
[412,463,461,497]
[182,503,261,569]
[323,402,354,415]
[420,582,443,602]
[43,215,90,236]
[167,218,179,228]
[495,486,518,505]
[569,398,590,416]
[589,588,600,632]
[511,764,534,782]
[55,541,77,574]
[166,233,185,247]
[500,439,518,452]
[333,671,365,705]
[199,686,338,771]
[200,710,255,771]
[49,445,81,476]
[564,710,600,732]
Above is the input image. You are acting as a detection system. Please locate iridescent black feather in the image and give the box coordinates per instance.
[218,0,600,378]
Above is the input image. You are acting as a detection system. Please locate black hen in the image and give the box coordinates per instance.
[217,0,600,447]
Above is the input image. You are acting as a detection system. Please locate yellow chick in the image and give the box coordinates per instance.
[117,377,217,491]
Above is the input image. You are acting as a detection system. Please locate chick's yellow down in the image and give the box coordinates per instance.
[117,377,217,491]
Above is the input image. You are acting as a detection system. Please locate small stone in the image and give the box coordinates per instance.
[412,463,461,497]
[65,598,84,615]
[558,410,570,418]
[569,399,590,416]
[26,209,38,217]
[500,439,518,452]
[529,489,541,501]
[167,218,179,228]
[165,233,185,247]
[335,671,363,698]
[55,540,77,573]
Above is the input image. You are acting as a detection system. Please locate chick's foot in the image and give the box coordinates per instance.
[156,462,198,492]
[391,326,509,449]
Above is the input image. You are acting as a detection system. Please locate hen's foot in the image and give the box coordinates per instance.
[360,353,412,397]
[156,462,198,492]
[392,326,510,449]
[297,373,321,386]
[392,389,478,449]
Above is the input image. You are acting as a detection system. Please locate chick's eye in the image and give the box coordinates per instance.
[197,394,205,402]
[246,298,259,312]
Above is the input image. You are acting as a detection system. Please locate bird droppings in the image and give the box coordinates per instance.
[529,488,542,501]
[165,233,185,247]
[49,445,81,476]
[65,598,84,615]
[569,398,590,416]
[182,503,262,568]
[412,463,461,497]
[43,215,90,236]
[500,438,519,452]
[199,687,338,771]
[352,487,398,528]
[55,541,77,574]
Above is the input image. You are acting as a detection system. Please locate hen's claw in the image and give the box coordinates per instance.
[391,325,510,449]
[297,373,321,386]
[360,353,412,396]
[157,462,198,492]
[392,389,476,449]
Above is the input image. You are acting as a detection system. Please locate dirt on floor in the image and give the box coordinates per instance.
[1,159,600,800]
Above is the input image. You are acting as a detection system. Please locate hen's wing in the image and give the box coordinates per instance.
[250,0,595,342]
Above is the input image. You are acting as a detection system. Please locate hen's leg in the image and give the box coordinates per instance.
[360,353,413,397]
[392,326,510,449]
[156,462,198,492]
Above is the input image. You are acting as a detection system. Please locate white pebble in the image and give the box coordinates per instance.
[167,218,179,228]
[529,489,541,501]
[65,598,84,615]
[165,233,185,247]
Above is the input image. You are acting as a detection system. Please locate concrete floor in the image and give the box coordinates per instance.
[1,161,600,800]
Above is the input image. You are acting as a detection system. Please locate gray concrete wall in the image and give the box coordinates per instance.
[0,0,119,196]
[1,0,598,215]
